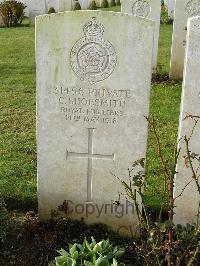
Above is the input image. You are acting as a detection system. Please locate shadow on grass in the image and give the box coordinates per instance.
[0,16,30,28]
[0,216,136,266]
[5,197,38,212]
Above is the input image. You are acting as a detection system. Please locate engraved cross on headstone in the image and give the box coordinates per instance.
[66,128,115,202]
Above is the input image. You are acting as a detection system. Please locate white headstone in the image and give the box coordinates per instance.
[164,0,168,6]
[29,0,47,25]
[175,16,200,225]
[20,0,30,17]
[46,0,59,12]
[121,0,161,73]
[167,0,175,20]
[170,0,200,80]
[59,0,72,11]
[81,0,101,8]
[81,0,89,9]
[163,0,175,19]
[36,11,154,233]
[59,0,65,11]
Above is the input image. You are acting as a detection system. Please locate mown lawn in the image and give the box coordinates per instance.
[0,11,182,213]
[145,23,182,211]
[0,24,36,210]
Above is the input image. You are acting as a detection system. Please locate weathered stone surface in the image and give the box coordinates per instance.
[36,11,154,233]
[80,0,101,9]
[46,0,59,12]
[29,0,47,26]
[174,16,200,225]
[121,0,161,73]
[164,0,168,6]
[163,0,175,19]
[80,0,89,9]
[167,0,175,19]
[59,0,72,11]
[170,0,200,80]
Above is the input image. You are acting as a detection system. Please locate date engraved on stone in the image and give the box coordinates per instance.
[70,17,117,84]
[185,0,200,17]
[132,0,151,18]
[53,86,133,125]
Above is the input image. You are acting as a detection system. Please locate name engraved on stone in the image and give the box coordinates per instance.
[131,0,151,18]
[66,128,115,202]
[185,0,200,17]
[53,86,133,124]
[70,17,117,84]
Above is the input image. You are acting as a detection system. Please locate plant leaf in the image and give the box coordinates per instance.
[113,248,125,259]
[70,244,77,256]
[95,256,110,266]
[84,261,93,266]
[91,236,97,247]
[72,250,79,260]
[57,248,69,257]
[85,239,92,251]
[111,258,118,266]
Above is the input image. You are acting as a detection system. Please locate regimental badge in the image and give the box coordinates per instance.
[185,0,200,17]
[70,17,117,84]
[132,0,151,18]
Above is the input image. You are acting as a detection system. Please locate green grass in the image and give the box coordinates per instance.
[145,21,182,211]
[0,26,36,210]
[98,5,121,12]
[157,24,173,76]
[0,15,182,212]
[145,81,181,212]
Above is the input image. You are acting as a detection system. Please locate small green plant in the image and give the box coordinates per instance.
[0,0,26,27]
[116,0,121,6]
[53,237,125,266]
[48,7,56,14]
[88,0,97,10]
[101,0,109,8]
[72,0,81,11]
[110,0,116,7]
[117,116,200,265]
[160,5,173,25]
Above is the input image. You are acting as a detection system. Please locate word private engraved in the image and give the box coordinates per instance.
[70,17,117,84]
[66,128,115,202]
[53,86,133,125]
[132,0,151,18]
[185,0,200,17]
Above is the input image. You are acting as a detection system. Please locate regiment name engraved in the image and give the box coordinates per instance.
[53,86,133,125]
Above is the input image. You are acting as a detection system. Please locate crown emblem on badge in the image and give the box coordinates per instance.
[83,17,104,37]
